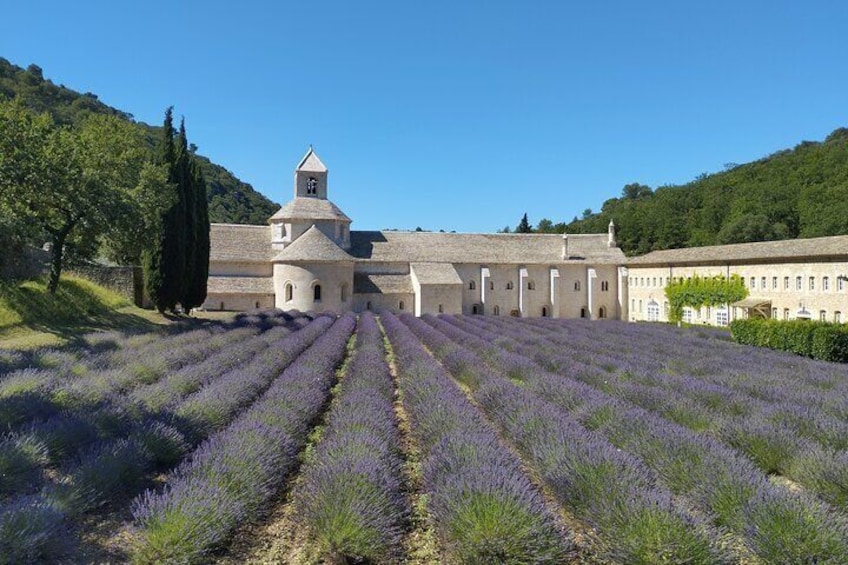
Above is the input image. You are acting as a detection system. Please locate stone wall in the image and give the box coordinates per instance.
[67,265,145,307]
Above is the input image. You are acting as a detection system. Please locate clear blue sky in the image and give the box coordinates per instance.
[3,1,847,232]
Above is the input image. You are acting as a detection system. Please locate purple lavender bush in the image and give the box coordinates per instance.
[294,312,408,562]
[382,312,570,563]
[130,314,355,563]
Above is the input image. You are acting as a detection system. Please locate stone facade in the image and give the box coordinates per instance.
[203,148,848,325]
[626,239,848,325]
[203,148,626,317]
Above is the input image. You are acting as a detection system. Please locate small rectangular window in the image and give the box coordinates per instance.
[772,276,777,290]
[820,310,827,322]
[784,308,790,320]
[761,277,766,289]
[810,276,815,291]
[784,276,789,290]
[840,277,845,291]
[836,311,842,323]
[796,276,802,291]
[750,277,755,289]
[823,276,830,291]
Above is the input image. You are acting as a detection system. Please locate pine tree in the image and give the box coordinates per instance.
[517,213,533,233]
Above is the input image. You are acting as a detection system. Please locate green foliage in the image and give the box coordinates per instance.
[515,213,532,233]
[550,128,848,254]
[0,100,150,292]
[731,318,848,362]
[664,275,747,323]
[143,110,209,313]
[0,57,278,228]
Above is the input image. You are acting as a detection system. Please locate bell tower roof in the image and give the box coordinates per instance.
[296,147,327,173]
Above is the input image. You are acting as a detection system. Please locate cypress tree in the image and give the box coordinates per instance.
[143,107,180,313]
[184,157,209,311]
[175,118,194,306]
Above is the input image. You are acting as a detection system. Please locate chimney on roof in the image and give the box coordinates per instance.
[562,234,568,260]
[608,220,616,248]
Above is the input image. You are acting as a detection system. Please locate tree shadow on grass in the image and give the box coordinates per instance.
[0,277,162,348]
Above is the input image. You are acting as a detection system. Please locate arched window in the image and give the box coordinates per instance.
[489,281,494,291]
[399,300,405,311]
[313,284,322,302]
[506,281,514,290]
[285,282,293,302]
[647,300,660,322]
[469,280,476,290]
[255,301,260,309]
[599,306,606,319]
[527,281,535,290]
[541,306,548,317]
[472,305,479,315]
[574,281,581,292]
[493,305,500,316]
[366,301,372,310]
[438,304,444,313]
[306,177,317,195]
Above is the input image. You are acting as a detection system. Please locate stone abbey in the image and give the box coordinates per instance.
[204,149,848,325]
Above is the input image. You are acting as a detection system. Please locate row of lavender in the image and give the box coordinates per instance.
[380,312,571,562]
[0,313,307,500]
[0,311,331,562]
[435,314,848,563]
[291,311,408,562]
[400,314,726,563]
[499,316,848,510]
[131,313,355,563]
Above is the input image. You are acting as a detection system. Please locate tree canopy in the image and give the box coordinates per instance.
[0,57,278,226]
[0,99,160,292]
[530,127,848,255]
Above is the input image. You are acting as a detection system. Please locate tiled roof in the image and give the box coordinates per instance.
[209,224,272,262]
[296,148,327,172]
[269,198,351,222]
[207,276,274,294]
[349,231,624,265]
[272,225,353,263]
[627,235,848,266]
[411,262,463,285]
[353,272,414,294]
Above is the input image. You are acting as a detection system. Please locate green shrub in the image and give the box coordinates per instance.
[730,319,848,362]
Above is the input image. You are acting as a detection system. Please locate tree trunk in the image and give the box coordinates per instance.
[46,221,74,294]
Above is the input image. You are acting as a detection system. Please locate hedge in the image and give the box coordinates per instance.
[730,319,848,362]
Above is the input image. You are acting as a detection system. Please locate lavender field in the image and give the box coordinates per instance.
[2,310,848,564]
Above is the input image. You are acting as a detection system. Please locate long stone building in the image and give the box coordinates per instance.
[626,237,848,325]
[204,148,626,318]
[203,148,848,324]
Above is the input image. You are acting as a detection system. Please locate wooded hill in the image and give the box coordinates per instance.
[531,127,848,256]
[0,57,278,225]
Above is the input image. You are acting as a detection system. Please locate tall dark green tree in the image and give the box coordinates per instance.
[143,107,184,312]
[184,157,209,310]
[175,118,194,303]
[516,213,533,233]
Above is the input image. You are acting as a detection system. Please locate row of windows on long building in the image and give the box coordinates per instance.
[467,280,611,292]
[633,298,843,325]
[630,275,846,292]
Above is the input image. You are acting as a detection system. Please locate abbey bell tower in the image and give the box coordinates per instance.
[294,147,328,199]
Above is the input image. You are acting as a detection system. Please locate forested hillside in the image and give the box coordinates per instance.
[0,57,278,225]
[530,127,848,256]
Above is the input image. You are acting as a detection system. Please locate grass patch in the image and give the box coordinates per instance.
[0,276,164,349]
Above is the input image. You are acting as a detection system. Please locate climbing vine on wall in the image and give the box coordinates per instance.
[664,275,747,323]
